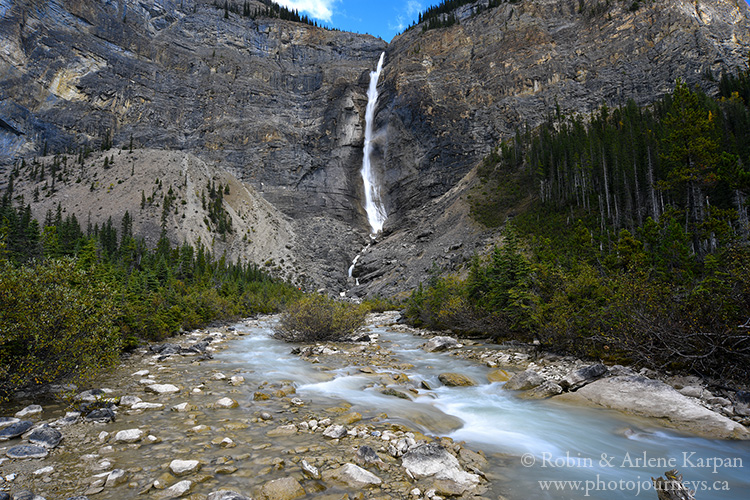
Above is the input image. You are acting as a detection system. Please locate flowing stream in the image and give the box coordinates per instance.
[219,316,750,500]
[360,52,387,235]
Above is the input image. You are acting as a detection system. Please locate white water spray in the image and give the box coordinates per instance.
[361,52,387,235]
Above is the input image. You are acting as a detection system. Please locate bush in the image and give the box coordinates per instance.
[0,259,121,400]
[274,294,367,342]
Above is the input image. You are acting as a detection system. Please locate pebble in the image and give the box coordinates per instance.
[114,429,144,444]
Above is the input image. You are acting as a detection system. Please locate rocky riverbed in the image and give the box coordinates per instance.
[1,312,749,500]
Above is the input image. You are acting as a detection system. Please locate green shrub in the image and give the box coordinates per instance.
[0,259,121,400]
[274,294,367,342]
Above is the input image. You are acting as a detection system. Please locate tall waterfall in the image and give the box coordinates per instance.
[361,52,387,235]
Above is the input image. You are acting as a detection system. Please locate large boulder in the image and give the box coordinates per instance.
[27,425,63,448]
[423,336,459,352]
[0,420,33,440]
[520,380,563,399]
[401,443,480,495]
[438,373,476,387]
[322,463,382,489]
[559,363,608,391]
[503,370,544,391]
[567,375,750,440]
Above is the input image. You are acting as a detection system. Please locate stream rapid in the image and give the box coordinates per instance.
[218,316,750,500]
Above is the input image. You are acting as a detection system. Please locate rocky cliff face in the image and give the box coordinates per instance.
[2,0,749,296]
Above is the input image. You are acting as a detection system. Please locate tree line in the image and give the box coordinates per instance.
[406,71,750,385]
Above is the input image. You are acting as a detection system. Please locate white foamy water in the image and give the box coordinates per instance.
[361,52,387,234]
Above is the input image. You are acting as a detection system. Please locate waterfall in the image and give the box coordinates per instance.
[361,52,387,235]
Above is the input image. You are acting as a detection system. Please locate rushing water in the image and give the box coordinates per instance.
[360,52,387,235]
[219,316,750,500]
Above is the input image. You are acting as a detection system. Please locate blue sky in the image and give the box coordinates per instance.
[275,0,425,41]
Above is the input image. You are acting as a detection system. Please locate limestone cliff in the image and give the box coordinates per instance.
[1,0,749,295]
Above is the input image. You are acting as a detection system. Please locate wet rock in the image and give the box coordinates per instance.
[380,387,413,400]
[520,380,563,400]
[487,369,511,382]
[27,424,63,448]
[0,420,33,441]
[503,370,544,391]
[0,417,20,429]
[157,480,192,499]
[105,469,128,487]
[437,373,476,387]
[75,389,110,402]
[84,407,116,423]
[207,491,251,500]
[338,412,362,425]
[259,411,274,421]
[401,443,480,495]
[259,477,305,500]
[171,403,194,412]
[215,397,239,409]
[322,463,382,489]
[114,429,144,444]
[322,424,347,439]
[6,444,49,459]
[131,402,165,410]
[300,459,320,479]
[132,369,150,377]
[560,363,608,391]
[267,424,297,437]
[15,405,42,419]
[10,491,42,500]
[229,376,245,386]
[145,384,180,395]
[170,459,201,476]
[151,343,182,357]
[33,466,54,476]
[53,411,81,426]
[119,395,143,407]
[357,445,383,465]
[568,375,750,440]
[423,336,459,352]
[212,373,227,381]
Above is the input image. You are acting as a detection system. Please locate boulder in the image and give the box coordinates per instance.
[487,369,511,382]
[84,407,116,423]
[438,373,476,387]
[423,336,459,352]
[259,477,305,500]
[15,405,42,419]
[569,375,750,440]
[6,444,48,459]
[503,370,544,391]
[322,463,382,489]
[559,363,608,391]
[214,397,239,409]
[119,395,143,407]
[169,459,201,476]
[401,442,480,495]
[27,425,63,448]
[520,380,563,399]
[0,420,33,441]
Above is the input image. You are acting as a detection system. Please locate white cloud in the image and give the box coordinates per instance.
[274,0,337,22]
[388,0,423,33]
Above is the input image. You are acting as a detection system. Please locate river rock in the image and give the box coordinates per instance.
[207,491,251,500]
[114,429,144,443]
[258,477,305,500]
[438,373,476,387]
[131,402,165,410]
[678,386,704,399]
[559,363,608,391]
[401,442,480,494]
[157,480,192,499]
[171,403,194,412]
[53,411,81,426]
[323,463,382,489]
[503,370,544,391]
[380,387,413,400]
[520,380,563,399]
[300,459,320,479]
[84,407,116,423]
[267,424,297,437]
[229,376,244,386]
[357,445,383,465]
[566,375,750,440]
[6,445,48,459]
[75,389,110,402]
[423,336,459,352]
[104,469,128,487]
[0,417,20,429]
[215,397,239,409]
[27,425,63,448]
[145,384,180,395]
[322,424,347,439]
[9,491,43,500]
[170,459,201,476]
[119,395,143,407]
[15,405,42,419]
[487,369,511,382]
[0,420,33,441]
